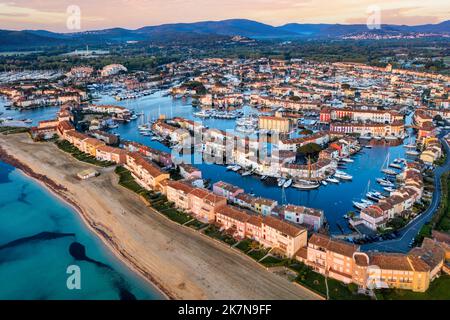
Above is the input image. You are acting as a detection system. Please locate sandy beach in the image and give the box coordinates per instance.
[0,133,321,300]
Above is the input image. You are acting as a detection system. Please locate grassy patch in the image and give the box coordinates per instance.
[235,238,253,253]
[185,219,209,230]
[115,166,146,194]
[289,262,327,297]
[327,278,370,300]
[114,168,193,224]
[159,208,192,224]
[435,173,450,232]
[260,255,289,267]
[203,225,237,246]
[56,140,113,167]
[0,126,30,135]
[247,248,270,261]
[415,222,433,245]
[378,275,450,300]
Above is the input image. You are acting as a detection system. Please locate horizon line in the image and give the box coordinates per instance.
[4,17,449,34]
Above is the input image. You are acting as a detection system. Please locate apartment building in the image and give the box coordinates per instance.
[95,145,127,164]
[215,205,307,258]
[125,152,169,191]
[276,204,324,231]
[188,188,227,223]
[212,181,245,202]
[320,107,402,124]
[82,138,105,157]
[330,121,405,138]
[258,116,293,133]
[261,216,308,258]
[166,180,195,212]
[297,233,446,292]
[297,233,358,284]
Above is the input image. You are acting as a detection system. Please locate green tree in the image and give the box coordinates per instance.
[297,143,322,156]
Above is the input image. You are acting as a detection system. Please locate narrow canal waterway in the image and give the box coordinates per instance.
[1,93,416,236]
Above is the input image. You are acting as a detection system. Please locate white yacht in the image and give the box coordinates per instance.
[283,179,293,188]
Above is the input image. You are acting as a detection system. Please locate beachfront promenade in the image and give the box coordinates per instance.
[363,131,450,253]
[0,132,320,300]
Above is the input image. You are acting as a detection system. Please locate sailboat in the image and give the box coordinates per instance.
[293,157,320,189]
[381,152,397,175]
[404,135,416,149]
[406,150,420,156]
[283,179,293,188]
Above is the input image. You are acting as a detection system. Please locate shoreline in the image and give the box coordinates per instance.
[0,145,172,300]
[0,133,320,300]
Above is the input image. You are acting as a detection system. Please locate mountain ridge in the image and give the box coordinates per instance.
[1,18,448,49]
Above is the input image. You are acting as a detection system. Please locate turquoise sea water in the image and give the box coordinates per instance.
[0,161,163,300]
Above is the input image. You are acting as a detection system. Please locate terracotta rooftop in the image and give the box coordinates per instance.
[216,205,250,223]
[368,253,430,272]
[167,180,195,194]
[309,233,358,257]
[263,216,305,238]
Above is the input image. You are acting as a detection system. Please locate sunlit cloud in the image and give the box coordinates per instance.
[0,0,448,31]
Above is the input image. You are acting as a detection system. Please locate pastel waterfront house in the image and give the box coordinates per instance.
[215,205,250,239]
[298,233,358,284]
[57,120,75,138]
[188,188,227,223]
[95,145,127,164]
[245,215,263,241]
[166,180,195,212]
[82,138,105,157]
[296,233,446,292]
[260,216,307,258]
[214,205,307,258]
[65,131,89,150]
[359,206,387,230]
[278,204,324,231]
[258,115,293,133]
[359,253,431,292]
[252,197,278,216]
[178,163,202,180]
[234,192,255,209]
[125,152,169,191]
[212,181,244,202]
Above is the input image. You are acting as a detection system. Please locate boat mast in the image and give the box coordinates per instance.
[307,156,312,179]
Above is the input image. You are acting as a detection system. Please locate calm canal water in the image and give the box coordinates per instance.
[0,93,415,236]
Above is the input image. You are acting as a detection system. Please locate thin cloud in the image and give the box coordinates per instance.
[0,0,448,31]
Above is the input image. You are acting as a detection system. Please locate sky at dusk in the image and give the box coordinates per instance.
[0,0,449,32]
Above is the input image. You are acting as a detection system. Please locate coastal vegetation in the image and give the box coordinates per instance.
[290,262,327,296]
[377,275,450,300]
[112,164,370,299]
[289,262,370,300]
[115,166,193,224]
[55,140,114,167]
[115,166,146,193]
[0,126,30,135]
[296,142,322,160]
[2,36,448,75]
[182,81,207,95]
[435,172,450,232]
[415,172,450,244]
[204,225,237,246]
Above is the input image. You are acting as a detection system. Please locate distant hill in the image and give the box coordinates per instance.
[136,19,296,38]
[0,30,66,48]
[1,19,448,50]
[278,20,450,37]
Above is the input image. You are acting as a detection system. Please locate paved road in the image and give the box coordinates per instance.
[362,131,450,253]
